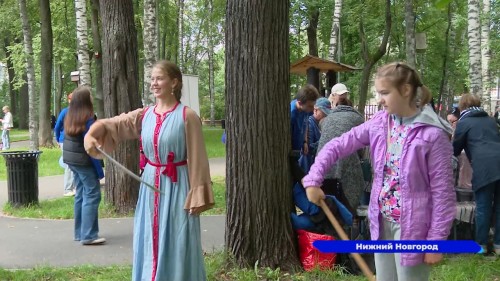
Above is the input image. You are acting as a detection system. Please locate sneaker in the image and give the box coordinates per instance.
[64,190,75,197]
[82,237,106,245]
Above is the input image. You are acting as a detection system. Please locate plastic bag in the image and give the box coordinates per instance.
[297,229,336,271]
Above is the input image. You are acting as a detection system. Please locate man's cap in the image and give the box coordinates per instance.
[331,83,349,96]
[315,97,332,115]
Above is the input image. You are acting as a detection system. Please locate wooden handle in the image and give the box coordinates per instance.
[319,200,376,281]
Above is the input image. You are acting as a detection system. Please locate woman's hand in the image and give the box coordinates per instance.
[84,134,102,158]
[423,253,443,265]
[189,206,205,215]
[304,185,325,206]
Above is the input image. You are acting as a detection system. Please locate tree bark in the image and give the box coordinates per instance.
[306,5,319,57]
[18,72,29,130]
[208,0,215,126]
[55,64,64,117]
[405,0,416,68]
[19,0,39,150]
[75,0,91,86]
[4,36,17,119]
[438,3,453,117]
[358,0,392,116]
[467,0,482,96]
[177,0,184,68]
[100,0,141,214]
[481,0,491,112]
[328,0,342,62]
[225,0,300,270]
[39,0,54,147]
[143,0,158,106]
[90,0,104,119]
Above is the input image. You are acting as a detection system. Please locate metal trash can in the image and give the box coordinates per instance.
[221,119,226,129]
[0,151,43,207]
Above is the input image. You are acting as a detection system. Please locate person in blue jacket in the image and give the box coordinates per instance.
[55,93,75,196]
[62,86,105,245]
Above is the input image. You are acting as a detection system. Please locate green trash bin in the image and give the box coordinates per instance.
[0,151,43,207]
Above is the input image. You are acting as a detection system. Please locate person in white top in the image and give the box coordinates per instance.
[1,106,13,150]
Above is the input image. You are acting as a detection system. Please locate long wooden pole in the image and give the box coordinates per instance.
[319,199,376,281]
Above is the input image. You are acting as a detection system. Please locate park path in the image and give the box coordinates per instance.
[0,142,226,269]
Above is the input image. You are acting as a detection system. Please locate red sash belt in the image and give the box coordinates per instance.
[146,152,187,183]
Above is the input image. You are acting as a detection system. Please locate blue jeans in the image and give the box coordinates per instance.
[69,164,102,243]
[1,129,9,149]
[291,182,320,230]
[474,180,500,249]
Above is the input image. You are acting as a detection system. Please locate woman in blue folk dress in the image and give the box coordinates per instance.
[84,60,214,281]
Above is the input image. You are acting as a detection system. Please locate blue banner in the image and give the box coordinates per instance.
[313,240,482,254]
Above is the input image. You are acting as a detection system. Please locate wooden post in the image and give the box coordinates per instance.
[306,67,320,92]
[326,70,337,96]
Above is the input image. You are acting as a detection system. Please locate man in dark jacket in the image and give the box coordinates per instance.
[453,94,500,256]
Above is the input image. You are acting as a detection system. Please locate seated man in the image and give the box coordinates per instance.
[291,181,353,238]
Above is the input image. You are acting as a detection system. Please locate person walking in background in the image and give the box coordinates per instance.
[0,106,13,150]
[302,62,456,281]
[62,86,105,245]
[83,60,214,281]
[298,97,331,173]
[55,93,75,196]
[453,94,500,256]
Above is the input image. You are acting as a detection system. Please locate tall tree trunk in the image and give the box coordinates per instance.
[328,0,342,62]
[358,0,392,115]
[467,0,482,96]
[75,0,91,86]
[4,37,17,119]
[438,3,453,117]
[18,72,29,129]
[19,0,39,150]
[55,64,63,117]
[481,0,491,112]
[90,0,104,119]
[306,5,319,57]
[177,0,184,68]
[100,0,141,214]
[208,0,215,126]
[225,0,300,269]
[39,0,54,147]
[405,0,416,68]
[143,0,158,106]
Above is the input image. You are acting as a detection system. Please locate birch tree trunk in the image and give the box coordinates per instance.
[225,0,300,269]
[19,0,38,150]
[75,0,91,86]
[328,0,342,62]
[143,0,158,106]
[177,0,184,69]
[405,0,416,68]
[90,0,104,119]
[481,0,491,112]
[467,0,482,96]
[208,0,215,126]
[39,0,54,147]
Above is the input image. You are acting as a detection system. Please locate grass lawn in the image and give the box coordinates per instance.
[7,129,30,142]
[1,176,226,218]
[0,253,498,280]
[0,127,225,181]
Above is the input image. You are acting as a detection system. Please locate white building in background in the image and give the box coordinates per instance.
[181,74,200,116]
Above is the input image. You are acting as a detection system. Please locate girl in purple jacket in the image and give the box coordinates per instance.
[302,62,456,281]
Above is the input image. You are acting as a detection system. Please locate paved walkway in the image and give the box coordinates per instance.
[0,146,226,269]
